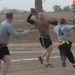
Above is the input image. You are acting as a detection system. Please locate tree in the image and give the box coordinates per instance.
[35,0,43,13]
[53,5,62,12]
[35,0,45,18]
[63,5,71,11]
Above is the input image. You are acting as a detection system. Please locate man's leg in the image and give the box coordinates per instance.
[38,36,53,67]
[0,60,1,70]
[42,51,47,57]
[45,45,52,64]
[1,55,11,75]
[38,45,53,67]
[66,50,75,68]
[44,45,54,68]
[38,51,46,64]
[59,49,66,68]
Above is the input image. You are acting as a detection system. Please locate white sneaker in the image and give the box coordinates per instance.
[44,63,54,68]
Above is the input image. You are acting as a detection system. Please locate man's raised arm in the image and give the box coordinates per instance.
[26,13,35,24]
[26,8,36,25]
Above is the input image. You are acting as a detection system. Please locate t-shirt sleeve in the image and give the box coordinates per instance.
[54,26,57,33]
[6,25,28,37]
[66,25,73,30]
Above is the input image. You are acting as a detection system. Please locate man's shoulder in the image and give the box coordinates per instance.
[54,25,60,28]
[54,25,59,32]
[2,20,12,28]
[2,20,8,24]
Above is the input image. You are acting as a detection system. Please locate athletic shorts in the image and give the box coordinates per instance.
[39,35,52,48]
[0,44,10,59]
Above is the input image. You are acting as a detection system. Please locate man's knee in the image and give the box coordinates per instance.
[2,55,11,65]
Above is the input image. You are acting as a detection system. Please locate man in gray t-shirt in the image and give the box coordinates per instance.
[0,12,32,75]
[54,18,75,69]
[54,25,73,41]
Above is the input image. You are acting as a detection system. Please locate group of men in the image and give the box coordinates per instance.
[27,8,75,69]
[0,8,75,75]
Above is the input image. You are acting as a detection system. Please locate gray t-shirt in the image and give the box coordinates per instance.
[0,19,28,45]
[54,25,73,41]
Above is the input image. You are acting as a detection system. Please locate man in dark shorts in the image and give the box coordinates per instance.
[27,8,58,68]
[0,12,32,75]
[54,18,75,68]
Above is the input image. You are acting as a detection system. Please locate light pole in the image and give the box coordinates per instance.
[71,0,75,25]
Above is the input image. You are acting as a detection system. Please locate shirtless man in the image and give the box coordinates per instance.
[26,8,58,68]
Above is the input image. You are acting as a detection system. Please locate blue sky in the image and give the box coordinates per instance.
[0,0,72,11]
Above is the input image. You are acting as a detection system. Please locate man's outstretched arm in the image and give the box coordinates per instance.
[51,21,58,25]
[49,19,58,25]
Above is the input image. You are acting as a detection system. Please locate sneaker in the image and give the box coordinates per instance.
[62,61,66,68]
[38,56,43,64]
[44,63,54,68]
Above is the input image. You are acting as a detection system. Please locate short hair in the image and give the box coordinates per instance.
[39,12,44,16]
[60,18,65,24]
[6,12,13,18]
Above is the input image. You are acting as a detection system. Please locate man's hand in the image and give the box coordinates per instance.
[30,8,37,15]
[24,29,34,33]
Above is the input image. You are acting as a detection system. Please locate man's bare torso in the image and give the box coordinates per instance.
[35,19,50,36]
